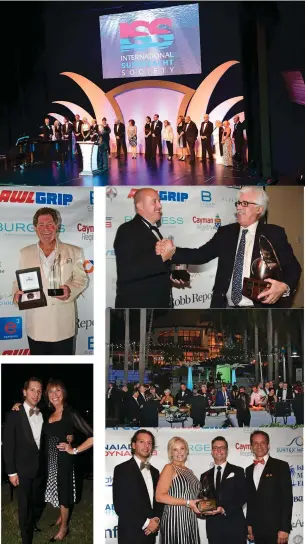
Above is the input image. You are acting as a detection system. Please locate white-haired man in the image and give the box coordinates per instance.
[156,187,301,308]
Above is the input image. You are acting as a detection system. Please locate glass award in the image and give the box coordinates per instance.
[48,254,64,296]
[197,476,217,514]
[171,264,190,283]
[242,235,282,301]
[16,267,47,310]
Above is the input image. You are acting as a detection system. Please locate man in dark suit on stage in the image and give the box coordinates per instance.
[151,114,163,158]
[156,187,301,308]
[175,383,193,406]
[114,119,127,159]
[200,436,247,544]
[232,115,245,163]
[62,116,73,158]
[246,430,293,544]
[2,377,45,544]
[114,188,172,308]
[200,114,214,162]
[40,117,52,141]
[184,115,198,163]
[73,114,83,141]
[113,429,163,544]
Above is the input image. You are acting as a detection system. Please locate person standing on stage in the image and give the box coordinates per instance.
[200,113,214,162]
[200,436,247,544]
[98,119,111,171]
[235,386,251,427]
[151,114,163,158]
[113,429,162,544]
[144,116,153,159]
[73,114,83,141]
[162,120,174,161]
[184,115,198,163]
[90,119,99,142]
[62,117,73,158]
[114,119,127,159]
[246,430,293,544]
[177,115,187,161]
[51,120,62,141]
[102,117,111,156]
[212,120,224,164]
[127,119,137,159]
[81,117,91,141]
[40,117,53,141]
[12,207,88,355]
[232,115,245,163]
[222,120,233,167]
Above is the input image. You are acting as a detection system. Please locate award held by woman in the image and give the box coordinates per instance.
[197,477,217,514]
[242,235,282,301]
[48,254,64,296]
[172,264,190,283]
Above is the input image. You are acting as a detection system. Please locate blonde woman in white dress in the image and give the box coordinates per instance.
[163,120,174,160]
[212,120,224,165]
[81,117,91,141]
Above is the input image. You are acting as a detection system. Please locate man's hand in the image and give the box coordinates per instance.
[144,518,159,535]
[277,531,289,544]
[156,239,175,262]
[57,442,73,454]
[247,526,254,541]
[204,506,224,515]
[201,135,207,139]
[170,274,187,286]
[257,279,289,304]
[66,434,74,444]
[54,285,71,301]
[116,136,120,140]
[152,134,156,137]
[9,475,19,487]
[13,290,23,304]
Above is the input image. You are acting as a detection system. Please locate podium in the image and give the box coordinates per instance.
[78,142,99,175]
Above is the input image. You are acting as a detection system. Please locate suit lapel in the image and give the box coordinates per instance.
[257,457,272,492]
[221,462,232,486]
[20,406,39,451]
[226,223,241,275]
[251,221,263,268]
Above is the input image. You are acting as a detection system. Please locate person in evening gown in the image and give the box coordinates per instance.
[156,436,201,544]
[127,119,137,159]
[176,115,187,161]
[81,118,91,141]
[222,120,233,167]
[144,116,153,159]
[212,120,224,165]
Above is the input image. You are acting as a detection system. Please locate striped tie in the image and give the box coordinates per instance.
[231,229,248,306]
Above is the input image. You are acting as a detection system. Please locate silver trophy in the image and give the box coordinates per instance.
[48,254,64,296]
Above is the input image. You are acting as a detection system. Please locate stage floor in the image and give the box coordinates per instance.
[0,155,295,186]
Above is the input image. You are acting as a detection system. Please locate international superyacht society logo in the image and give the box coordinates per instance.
[119,17,174,52]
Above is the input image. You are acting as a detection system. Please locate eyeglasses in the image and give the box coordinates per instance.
[212,446,227,452]
[235,200,259,208]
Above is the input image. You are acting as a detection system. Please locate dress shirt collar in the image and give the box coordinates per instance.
[134,455,150,470]
[254,454,269,466]
[23,401,38,416]
[240,220,258,235]
[214,461,227,472]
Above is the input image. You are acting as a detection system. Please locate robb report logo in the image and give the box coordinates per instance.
[119,18,174,52]
[77,319,94,330]
[0,190,73,206]
[173,293,212,306]
[127,189,188,202]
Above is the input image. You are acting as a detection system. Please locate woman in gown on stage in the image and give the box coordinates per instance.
[144,116,152,159]
[222,120,233,167]
[81,117,91,141]
[156,437,201,544]
[176,115,187,161]
[127,119,137,159]
[212,120,224,165]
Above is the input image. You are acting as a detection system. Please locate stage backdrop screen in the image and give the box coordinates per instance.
[100,3,201,79]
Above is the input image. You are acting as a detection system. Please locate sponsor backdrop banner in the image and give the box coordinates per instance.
[106,186,238,308]
[105,428,303,543]
[0,187,94,355]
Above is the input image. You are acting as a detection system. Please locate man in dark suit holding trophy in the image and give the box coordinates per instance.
[156,187,301,308]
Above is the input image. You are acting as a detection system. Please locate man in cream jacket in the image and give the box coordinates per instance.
[13,207,88,355]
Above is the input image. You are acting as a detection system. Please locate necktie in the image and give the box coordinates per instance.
[253,459,265,465]
[216,466,221,495]
[140,461,150,471]
[231,229,248,305]
[29,408,40,417]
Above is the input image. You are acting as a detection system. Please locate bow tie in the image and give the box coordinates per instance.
[29,408,40,417]
[140,461,150,471]
[253,459,265,465]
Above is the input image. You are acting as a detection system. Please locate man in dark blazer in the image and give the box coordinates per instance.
[200,114,214,162]
[73,114,83,141]
[232,115,245,163]
[235,386,251,427]
[127,391,141,424]
[184,115,198,163]
[40,117,53,141]
[113,429,163,544]
[62,117,73,140]
[114,119,127,159]
[114,188,172,308]
[156,187,301,308]
[3,377,45,544]
[175,383,193,406]
[246,430,293,544]
[215,384,231,407]
[200,436,247,544]
[151,114,163,158]
[190,389,209,427]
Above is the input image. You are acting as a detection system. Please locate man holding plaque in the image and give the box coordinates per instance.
[114,188,173,308]
[12,207,88,355]
[200,436,247,544]
[246,431,293,544]
[156,187,301,308]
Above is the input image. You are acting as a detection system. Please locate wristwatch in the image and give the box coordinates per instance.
[186,500,190,508]
[73,448,79,455]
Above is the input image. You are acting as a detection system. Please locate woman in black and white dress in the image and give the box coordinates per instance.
[156,436,201,544]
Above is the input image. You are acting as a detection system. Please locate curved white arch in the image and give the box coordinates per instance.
[209,96,243,123]
[52,101,92,121]
[48,113,65,124]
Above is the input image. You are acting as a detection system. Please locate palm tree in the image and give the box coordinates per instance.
[139,309,147,384]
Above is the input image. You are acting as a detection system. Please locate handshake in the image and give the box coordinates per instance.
[155,239,176,262]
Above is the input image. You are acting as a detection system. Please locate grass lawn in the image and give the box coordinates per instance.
[1,479,93,543]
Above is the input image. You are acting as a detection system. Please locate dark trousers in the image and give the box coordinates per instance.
[234,138,244,162]
[17,475,45,544]
[187,140,195,161]
[98,145,109,171]
[152,135,162,157]
[252,536,278,544]
[107,397,116,418]
[237,410,251,427]
[28,336,74,355]
[166,140,173,157]
[116,137,127,157]
[201,137,213,160]
[193,416,206,427]
[208,536,246,544]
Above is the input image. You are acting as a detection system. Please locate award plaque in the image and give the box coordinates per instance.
[48,254,64,296]
[197,477,217,514]
[172,264,190,283]
[16,267,47,310]
[242,235,282,301]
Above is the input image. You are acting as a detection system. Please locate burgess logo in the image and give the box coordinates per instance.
[0,190,73,206]
[119,18,174,52]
